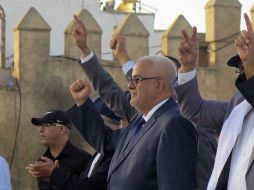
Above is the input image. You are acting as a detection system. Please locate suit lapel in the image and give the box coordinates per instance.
[108,115,157,178]
[108,99,177,178]
[118,115,141,155]
[107,116,139,179]
[124,116,156,153]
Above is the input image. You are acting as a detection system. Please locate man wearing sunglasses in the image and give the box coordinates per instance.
[26,110,91,190]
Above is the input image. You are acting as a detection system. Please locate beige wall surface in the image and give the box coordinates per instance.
[0,0,252,188]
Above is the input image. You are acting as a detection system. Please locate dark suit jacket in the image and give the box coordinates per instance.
[196,127,217,190]
[48,102,113,190]
[50,152,111,190]
[174,73,254,190]
[125,61,217,190]
[79,55,198,190]
[174,77,243,132]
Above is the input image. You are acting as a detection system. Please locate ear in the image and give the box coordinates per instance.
[155,79,165,93]
[58,125,66,135]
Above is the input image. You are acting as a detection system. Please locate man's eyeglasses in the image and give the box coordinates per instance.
[127,75,162,86]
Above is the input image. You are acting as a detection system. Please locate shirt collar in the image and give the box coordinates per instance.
[143,98,169,122]
[44,140,72,159]
[60,140,73,155]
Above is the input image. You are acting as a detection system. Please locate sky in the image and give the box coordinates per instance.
[114,0,254,32]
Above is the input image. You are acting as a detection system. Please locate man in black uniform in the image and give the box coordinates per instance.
[26,110,91,190]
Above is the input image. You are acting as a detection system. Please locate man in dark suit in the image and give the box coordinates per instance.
[70,16,198,190]
[109,33,217,190]
[173,14,254,189]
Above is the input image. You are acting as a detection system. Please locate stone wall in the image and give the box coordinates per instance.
[0,0,253,189]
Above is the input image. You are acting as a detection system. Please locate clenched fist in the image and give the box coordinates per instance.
[70,79,92,106]
[109,33,130,65]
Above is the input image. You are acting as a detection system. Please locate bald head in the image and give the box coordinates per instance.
[136,55,177,90]
[130,55,177,114]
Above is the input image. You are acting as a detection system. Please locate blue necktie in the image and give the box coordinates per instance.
[127,117,146,149]
[133,117,146,136]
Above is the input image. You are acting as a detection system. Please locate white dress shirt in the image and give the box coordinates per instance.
[80,52,94,63]
[122,60,135,75]
[87,153,101,178]
[143,98,168,122]
[177,69,196,85]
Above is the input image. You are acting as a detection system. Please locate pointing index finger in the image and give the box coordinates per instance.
[74,14,86,32]
[244,13,253,33]
[74,14,81,25]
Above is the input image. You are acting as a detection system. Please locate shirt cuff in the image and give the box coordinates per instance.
[178,69,197,85]
[122,60,135,75]
[80,52,94,64]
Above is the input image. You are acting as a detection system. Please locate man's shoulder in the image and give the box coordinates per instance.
[157,101,196,134]
[67,142,91,157]
[158,114,197,146]
[162,108,193,127]
[157,99,181,119]
[62,142,91,170]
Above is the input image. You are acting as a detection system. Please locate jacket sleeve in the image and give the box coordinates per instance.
[80,55,136,122]
[174,76,227,131]
[50,155,111,190]
[66,98,120,154]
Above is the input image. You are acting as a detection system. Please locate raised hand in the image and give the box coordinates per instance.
[177,27,198,73]
[235,13,254,79]
[109,33,130,65]
[26,157,58,179]
[70,79,92,106]
[72,15,91,57]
